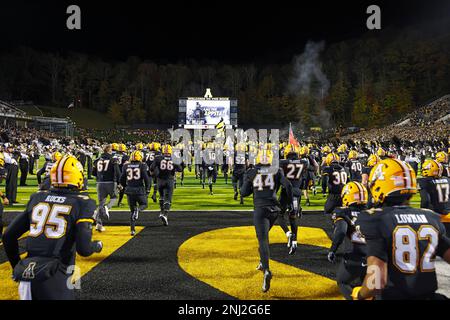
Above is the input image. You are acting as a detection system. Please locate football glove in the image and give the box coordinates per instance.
[327,251,336,264]
[92,240,103,253]
[351,286,374,300]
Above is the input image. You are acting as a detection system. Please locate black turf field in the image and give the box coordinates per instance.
[1,211,338,300]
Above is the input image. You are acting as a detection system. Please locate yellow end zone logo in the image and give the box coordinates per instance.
[177,226,343,300]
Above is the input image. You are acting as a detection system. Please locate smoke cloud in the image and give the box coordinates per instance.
[287,41,330,98]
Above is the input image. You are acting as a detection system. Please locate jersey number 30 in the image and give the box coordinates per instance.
[29,203,71,239]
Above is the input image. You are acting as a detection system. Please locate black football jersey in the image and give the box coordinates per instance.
[418,177,450,215]
[358,206,450,300]
[23,190,96,266]
[240,165,293,208]
[233,152,247,175]
[331,207,367,257]
[93,153,120,182]
[280,158,306,192]
[323,164,348,195]
[120,162,151,194]
[145,151,160,169]
[346,159,363,182]
[151,155,181,180]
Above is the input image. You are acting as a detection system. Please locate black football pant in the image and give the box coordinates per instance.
[5,164,18,203]
[0,201,3,239]
[336,255,367,300]
[158,179,174,211]
[127,194,148,213]
[29,269,75,300]
[232,173,244,195]
[324,194,342,215]
[254,206,280,271]
[444,222,450,238]
[321,175,328,194]
[96,182,118,226]
[278,189,301,241]
[19,160,28,186]
[87,156,93,179]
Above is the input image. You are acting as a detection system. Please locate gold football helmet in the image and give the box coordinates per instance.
[325,153,340,166]
[436,151,449,164]
[377,148,386,157]
[368,158,417,205]
[120,143,127,152]
[321,146,331,154]
[0,152,4,167]
[422,159,443,178]
[130,150,143,162]
[299,146,309,156]
[256,149,273,165]
[50,155,84,190]
[367,154,380,168]
[341,182,368,207]
[284,144,299,158]
[135,143,144,151]
[52,151,62,162]
[348,150,358,160]
[112,143,120,152]
[337,144,348,153]
[162,144,172,155]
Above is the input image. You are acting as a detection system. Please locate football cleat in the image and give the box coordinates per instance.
[305,199,310,206]
[234,192,238,200]
[160,212,168,226]
[103,206,110,220]
[96,224,106,232]
[256,262,263,271]
[287,231,293,248]
[151,193,157,203]
[289,241,297,255]
[262,270,272,293]
[132,208,139,221]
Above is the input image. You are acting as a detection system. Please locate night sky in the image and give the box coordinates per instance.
[1,0,449,63]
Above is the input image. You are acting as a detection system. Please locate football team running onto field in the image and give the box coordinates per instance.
[1,139,450,300]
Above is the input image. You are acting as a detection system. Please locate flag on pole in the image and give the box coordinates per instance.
[289,123,300,147]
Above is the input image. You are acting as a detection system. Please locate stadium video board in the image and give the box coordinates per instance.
[178,97,237,129]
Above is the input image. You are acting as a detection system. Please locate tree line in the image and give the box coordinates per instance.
[0,24,449,130]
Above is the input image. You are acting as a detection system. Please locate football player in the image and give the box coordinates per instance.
[232,143,247,204]
[2,155,102,300]
[320,145,332,196]
[419,159,450,237]
[436,151,449,177]
[36,151,62,190]
[203,142,218,195]
[120,150,151,236]
[337,144,348,165]
[92,144,121,232]
[146,142,161,202]
[353,158,450,300]
[278,144,304,255]
[299,146,319,206]
[117,143,130,207]
[345,150,363,182]
[323,153,348,214]
[0,152,9,239]
[328,181,368,300]
[240,149,293,293]
[150,145,182,226]
[362,154,380,188]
